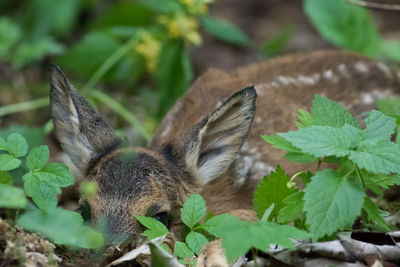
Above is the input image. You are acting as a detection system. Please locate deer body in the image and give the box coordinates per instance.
[50,50,400,247]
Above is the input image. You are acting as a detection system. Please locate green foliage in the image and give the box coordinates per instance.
[303,169,365,238]
[201,16,251,47]
[17,208,103,249]
[185,231,208,255]
[136,216,169,240]
[304,0,400,61]
[174,241,194,259]
[253,166,297,219]
[0,132,103,249]
[264,94,399,240]
[260,26,294,59]
[180,194,207,229]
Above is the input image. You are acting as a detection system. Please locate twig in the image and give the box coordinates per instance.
[0,97,48,117]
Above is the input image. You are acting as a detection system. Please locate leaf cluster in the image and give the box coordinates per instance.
[0,132,103,249]
[263,94,399,239]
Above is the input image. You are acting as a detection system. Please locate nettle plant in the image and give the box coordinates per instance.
[139,94,400,264]
[0,134,102,249]
[262,94,400,238]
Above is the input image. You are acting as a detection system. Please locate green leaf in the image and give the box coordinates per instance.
[199,214,234,233]
[0,18,21,58]
[57,31,120,78]
[261,203,275,222]
[364,110,396,142]
[376,97,400,118]
[260,25,294,58]
[363,197,389,230]
[6,133,28,157]
[26,145,49,170]
[155,40,193,118]
[304,0,381,57]
[364,173,395,195]
[13,37,65,68]
[278,191,304,223]
[174,241,195,259]
[22,172,57,212]
[17,208,103,249]
[0,184,27,208]
[303,169,365,238]
[0,136,7,150]
[181,194,207,229]
[140,0,182,13]
[311,94,360,128]
[136,216,169,240]
[38,163,74,188]
[0,154,21,171]
[185,231,208,255]
[381,40,400,62]
[201,16,251,47]
[261,135,300,153]
[253,166,297,219]
[296,109,312,128]
[279,126,353,158]
[207,215,310,262]
[0,171,13,184]
[349,140,400,174]
[0,126,45,149]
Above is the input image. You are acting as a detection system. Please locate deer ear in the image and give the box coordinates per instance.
[50,66,119,172]
[172,86,256,184]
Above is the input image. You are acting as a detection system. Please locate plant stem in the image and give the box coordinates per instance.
[90,90,151,142]
[82,36,139,92]
[355,165,366,188]
[0,97,48,117]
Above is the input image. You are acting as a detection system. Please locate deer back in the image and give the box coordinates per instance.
[151,50,400,213]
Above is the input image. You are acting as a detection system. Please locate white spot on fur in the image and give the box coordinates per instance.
[362,93,374,104]
[337,64,349,77]
[354,62,369,73]
[361,90,393,105]
[323,69,339,82]
[161,102,182,137]
[376,62,392,79]
[297,75,317,85]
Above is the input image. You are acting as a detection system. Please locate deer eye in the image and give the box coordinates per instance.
[153,212,170,228]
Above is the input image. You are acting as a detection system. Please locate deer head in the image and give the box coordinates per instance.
[50,66,256,244]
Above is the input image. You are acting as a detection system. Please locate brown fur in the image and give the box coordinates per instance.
[50,50,400,248]
[152,50,400,215]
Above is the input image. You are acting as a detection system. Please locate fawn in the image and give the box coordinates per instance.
[50,50,400,263]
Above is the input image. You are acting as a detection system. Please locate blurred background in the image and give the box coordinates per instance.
[0,0,400,148]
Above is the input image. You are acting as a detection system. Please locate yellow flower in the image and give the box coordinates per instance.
[134,31,161,72]
[180,0,214,15]
[158,14,202,46]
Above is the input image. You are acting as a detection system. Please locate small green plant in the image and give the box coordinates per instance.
[304,0,400,62]
[0,133,103,249]
[137,194,310,264]
[263,94,400,239]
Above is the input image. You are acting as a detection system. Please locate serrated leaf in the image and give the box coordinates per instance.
[364,173,395,195]
[38,163,74,188]
[17,207,103,248]
[174,241,195,259]
[207,215,310,262]
[0,184,27,208]
[26,145,49,170]
[364,110,396,142]
[0,154,21,171]
[311,94,360,128]
[6,133,28,157]
[363,197,389,230]
[278,191,304,223]
[261,135,300,153]
[201,16,251,47]
[136,216,169,240]
[253,166,297,219]
[279,126,353,158]
[349,140,400,174]
[23,172,57,212]
[198,214,232,233]
[296,109,312,128]
[303,169,365,238]
[186,231,208,255]
[181,194,207,229]
[261,203,275,222]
